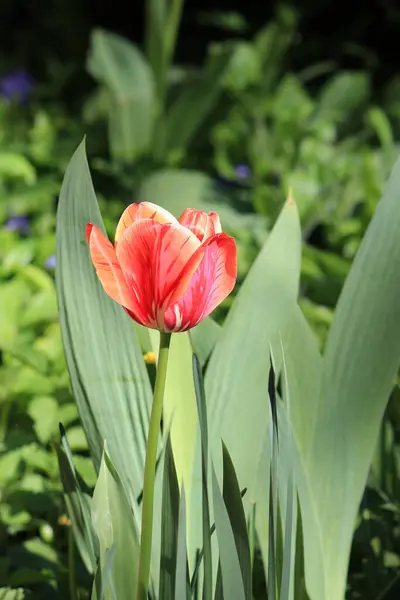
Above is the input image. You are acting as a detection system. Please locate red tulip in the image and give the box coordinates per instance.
[86,202,237,332]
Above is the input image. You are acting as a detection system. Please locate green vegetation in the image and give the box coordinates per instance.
[1,4,399,599]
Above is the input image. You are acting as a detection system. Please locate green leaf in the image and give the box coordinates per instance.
[27,396,59,444]
[55,425,97,574]
[315,71,370,123]
[87,29,155,158]
[144,0,184,113]
[268,361,279,600]
[138,169,263,233]
[205,200,302,512]
[279,470,295,600]
[306,154,400,599]
[214,563,223,600]
[56,140,152,516]
[156,47,235,160]
[174,486,190,600]
[253,5,297,89]
[0,588,25,600]
[193,354,212,600]
[190,318,222,366]
[279,343,297,600]
[159,436,180,600]
[212,467,246,600]
[0,152,36,184]
[91,447,140,600]
[293,498,308,600]
[221,442,252,600]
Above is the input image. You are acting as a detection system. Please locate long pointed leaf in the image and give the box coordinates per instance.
[193,354,213,600]
[307,155,400,599]
[221,442,252,600]
[205,199,302,512]
[56,140,152,515]
[159,435,180,600]
[55,425,98,574]
[91,447,140,600]
[212,467,246,600]
[175,486,190,600]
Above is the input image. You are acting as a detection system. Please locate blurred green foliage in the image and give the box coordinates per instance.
[0,3,400,599]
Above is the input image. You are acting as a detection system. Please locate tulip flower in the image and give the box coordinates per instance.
[86,202,237,332]
[87,202,236,600]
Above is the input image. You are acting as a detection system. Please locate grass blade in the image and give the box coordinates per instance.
[56,424,98,573]
[192,353,212,600]
[212,466,246,600]
[159,435,180,600]
[175,486,190,600]
[221,442,252,599]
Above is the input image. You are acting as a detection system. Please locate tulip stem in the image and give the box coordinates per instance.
[136,331,172,600]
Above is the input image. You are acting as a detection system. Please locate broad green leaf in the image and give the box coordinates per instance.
[202,198,323,597]
[212,467,246,600]
[56,140,152,515]
[221,442,252,600]
[205,200,302,509]
[307,154,400,599]
[279,401,325,600]
[87,29,155,158]
[159,436,180,600]
[91,448,140,600]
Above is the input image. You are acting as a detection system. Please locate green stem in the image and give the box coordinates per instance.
[136,332,172,600]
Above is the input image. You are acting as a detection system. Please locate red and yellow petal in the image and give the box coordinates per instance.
[178,208,222,242]
[163,232,237,331]
[114,202,177,245]
[116,219,201,330]
[86,224,143,317]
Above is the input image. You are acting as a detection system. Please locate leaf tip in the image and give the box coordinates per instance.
[286,186,295,206]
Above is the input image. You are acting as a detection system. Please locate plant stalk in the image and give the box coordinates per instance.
[136,331,172,600]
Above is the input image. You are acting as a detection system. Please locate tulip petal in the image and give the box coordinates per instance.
[86,224,143,317]
[115,202,177,244]
[178,208,222,241]
[116,219,201,329]
[163,232,237,331]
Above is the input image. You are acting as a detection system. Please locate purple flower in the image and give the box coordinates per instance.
[1,70,34,104]
[5,215,30,234]
[45,255,56,269]
[235,164,251,180]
